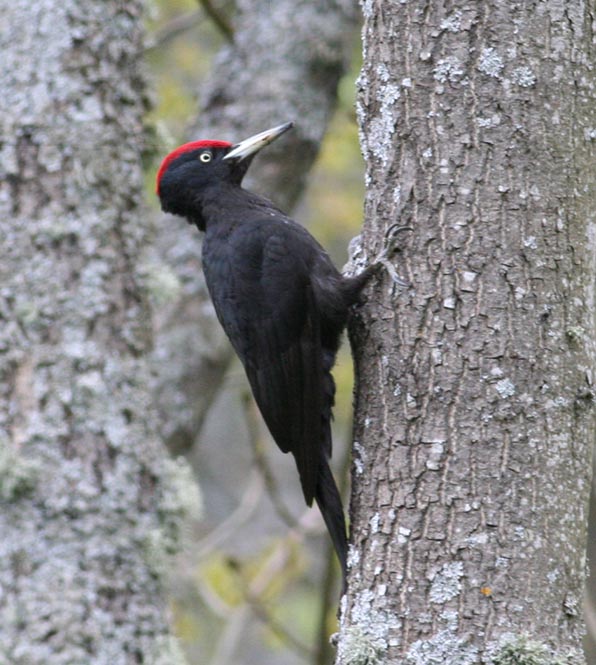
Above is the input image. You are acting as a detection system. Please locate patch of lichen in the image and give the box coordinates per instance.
[491,635,583,665]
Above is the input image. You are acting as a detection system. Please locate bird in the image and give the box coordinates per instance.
[156,122,387,586]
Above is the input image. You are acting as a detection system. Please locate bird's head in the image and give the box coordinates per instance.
[156,122,293,226]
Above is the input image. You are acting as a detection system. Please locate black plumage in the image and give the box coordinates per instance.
[156,123,375,582]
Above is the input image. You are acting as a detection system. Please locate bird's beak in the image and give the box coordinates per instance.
[223,122,293,162]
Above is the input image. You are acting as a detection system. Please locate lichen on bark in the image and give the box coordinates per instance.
[339,0,596,662]
[0,2,197,662]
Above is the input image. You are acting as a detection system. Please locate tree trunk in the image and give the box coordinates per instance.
[584,468,596,661]
[152,0,360,454]
[339,1,596,663]
[0,3,196,662]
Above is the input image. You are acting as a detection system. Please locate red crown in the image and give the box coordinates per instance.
[156,140,232,194]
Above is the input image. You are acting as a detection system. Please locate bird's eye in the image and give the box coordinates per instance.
[199,151,212,163]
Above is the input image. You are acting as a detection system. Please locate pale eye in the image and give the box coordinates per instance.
[199,151,212,163]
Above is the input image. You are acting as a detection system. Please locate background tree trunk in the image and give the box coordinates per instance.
[152,0,360,455]
[0,3,197,662]
[338,1,596,663]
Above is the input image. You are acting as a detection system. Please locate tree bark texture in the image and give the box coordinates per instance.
[584,467,596,661]
[339,1,596,663]
[152,0,360,454]
[0,3,197,663]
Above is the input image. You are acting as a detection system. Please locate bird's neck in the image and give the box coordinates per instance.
[196,184,273,232]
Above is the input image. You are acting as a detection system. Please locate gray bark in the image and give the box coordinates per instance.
[585,468,596,661]
[0,2,197,663]
[338,1,596,663]
[152,0,360,454]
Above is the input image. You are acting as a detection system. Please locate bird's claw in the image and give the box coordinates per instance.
[373,224,413,287]
[376,256,410,287]
[384,224,414,256]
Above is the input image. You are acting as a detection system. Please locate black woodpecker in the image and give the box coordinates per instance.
[156,123,381,585]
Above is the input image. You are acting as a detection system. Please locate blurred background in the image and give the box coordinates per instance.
[144,2,596,664]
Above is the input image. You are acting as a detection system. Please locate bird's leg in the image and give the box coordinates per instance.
[342,225,412,303]
[371,223,413,287]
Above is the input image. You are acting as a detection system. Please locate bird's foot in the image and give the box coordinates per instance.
[372,224,413,287]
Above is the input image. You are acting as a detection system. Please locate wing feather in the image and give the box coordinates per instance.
[204,222,326,506]
[246,285,323,505]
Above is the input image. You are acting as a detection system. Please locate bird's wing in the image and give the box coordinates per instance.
[209,224,325,506]
[249,284,323,507]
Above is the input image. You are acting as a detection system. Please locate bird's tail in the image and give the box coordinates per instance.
[315,459,348,589]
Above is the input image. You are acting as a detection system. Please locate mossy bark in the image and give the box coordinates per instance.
[339,1,596,663]
[0,2,197,662]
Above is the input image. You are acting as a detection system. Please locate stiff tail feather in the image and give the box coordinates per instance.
[315,459,348,590]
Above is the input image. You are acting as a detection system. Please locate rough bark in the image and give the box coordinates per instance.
[338,1,596,663]
[152,0,360,454]
[0,3,198,663]
[584,468,596,661]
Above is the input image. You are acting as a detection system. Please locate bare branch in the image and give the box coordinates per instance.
[208,603,252,665]
[241,390,298,529]
[196,468,264,560]
[207,509,320,665]
[235,570,314,661]
[145,10,203,52]
[196,0,234,43]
